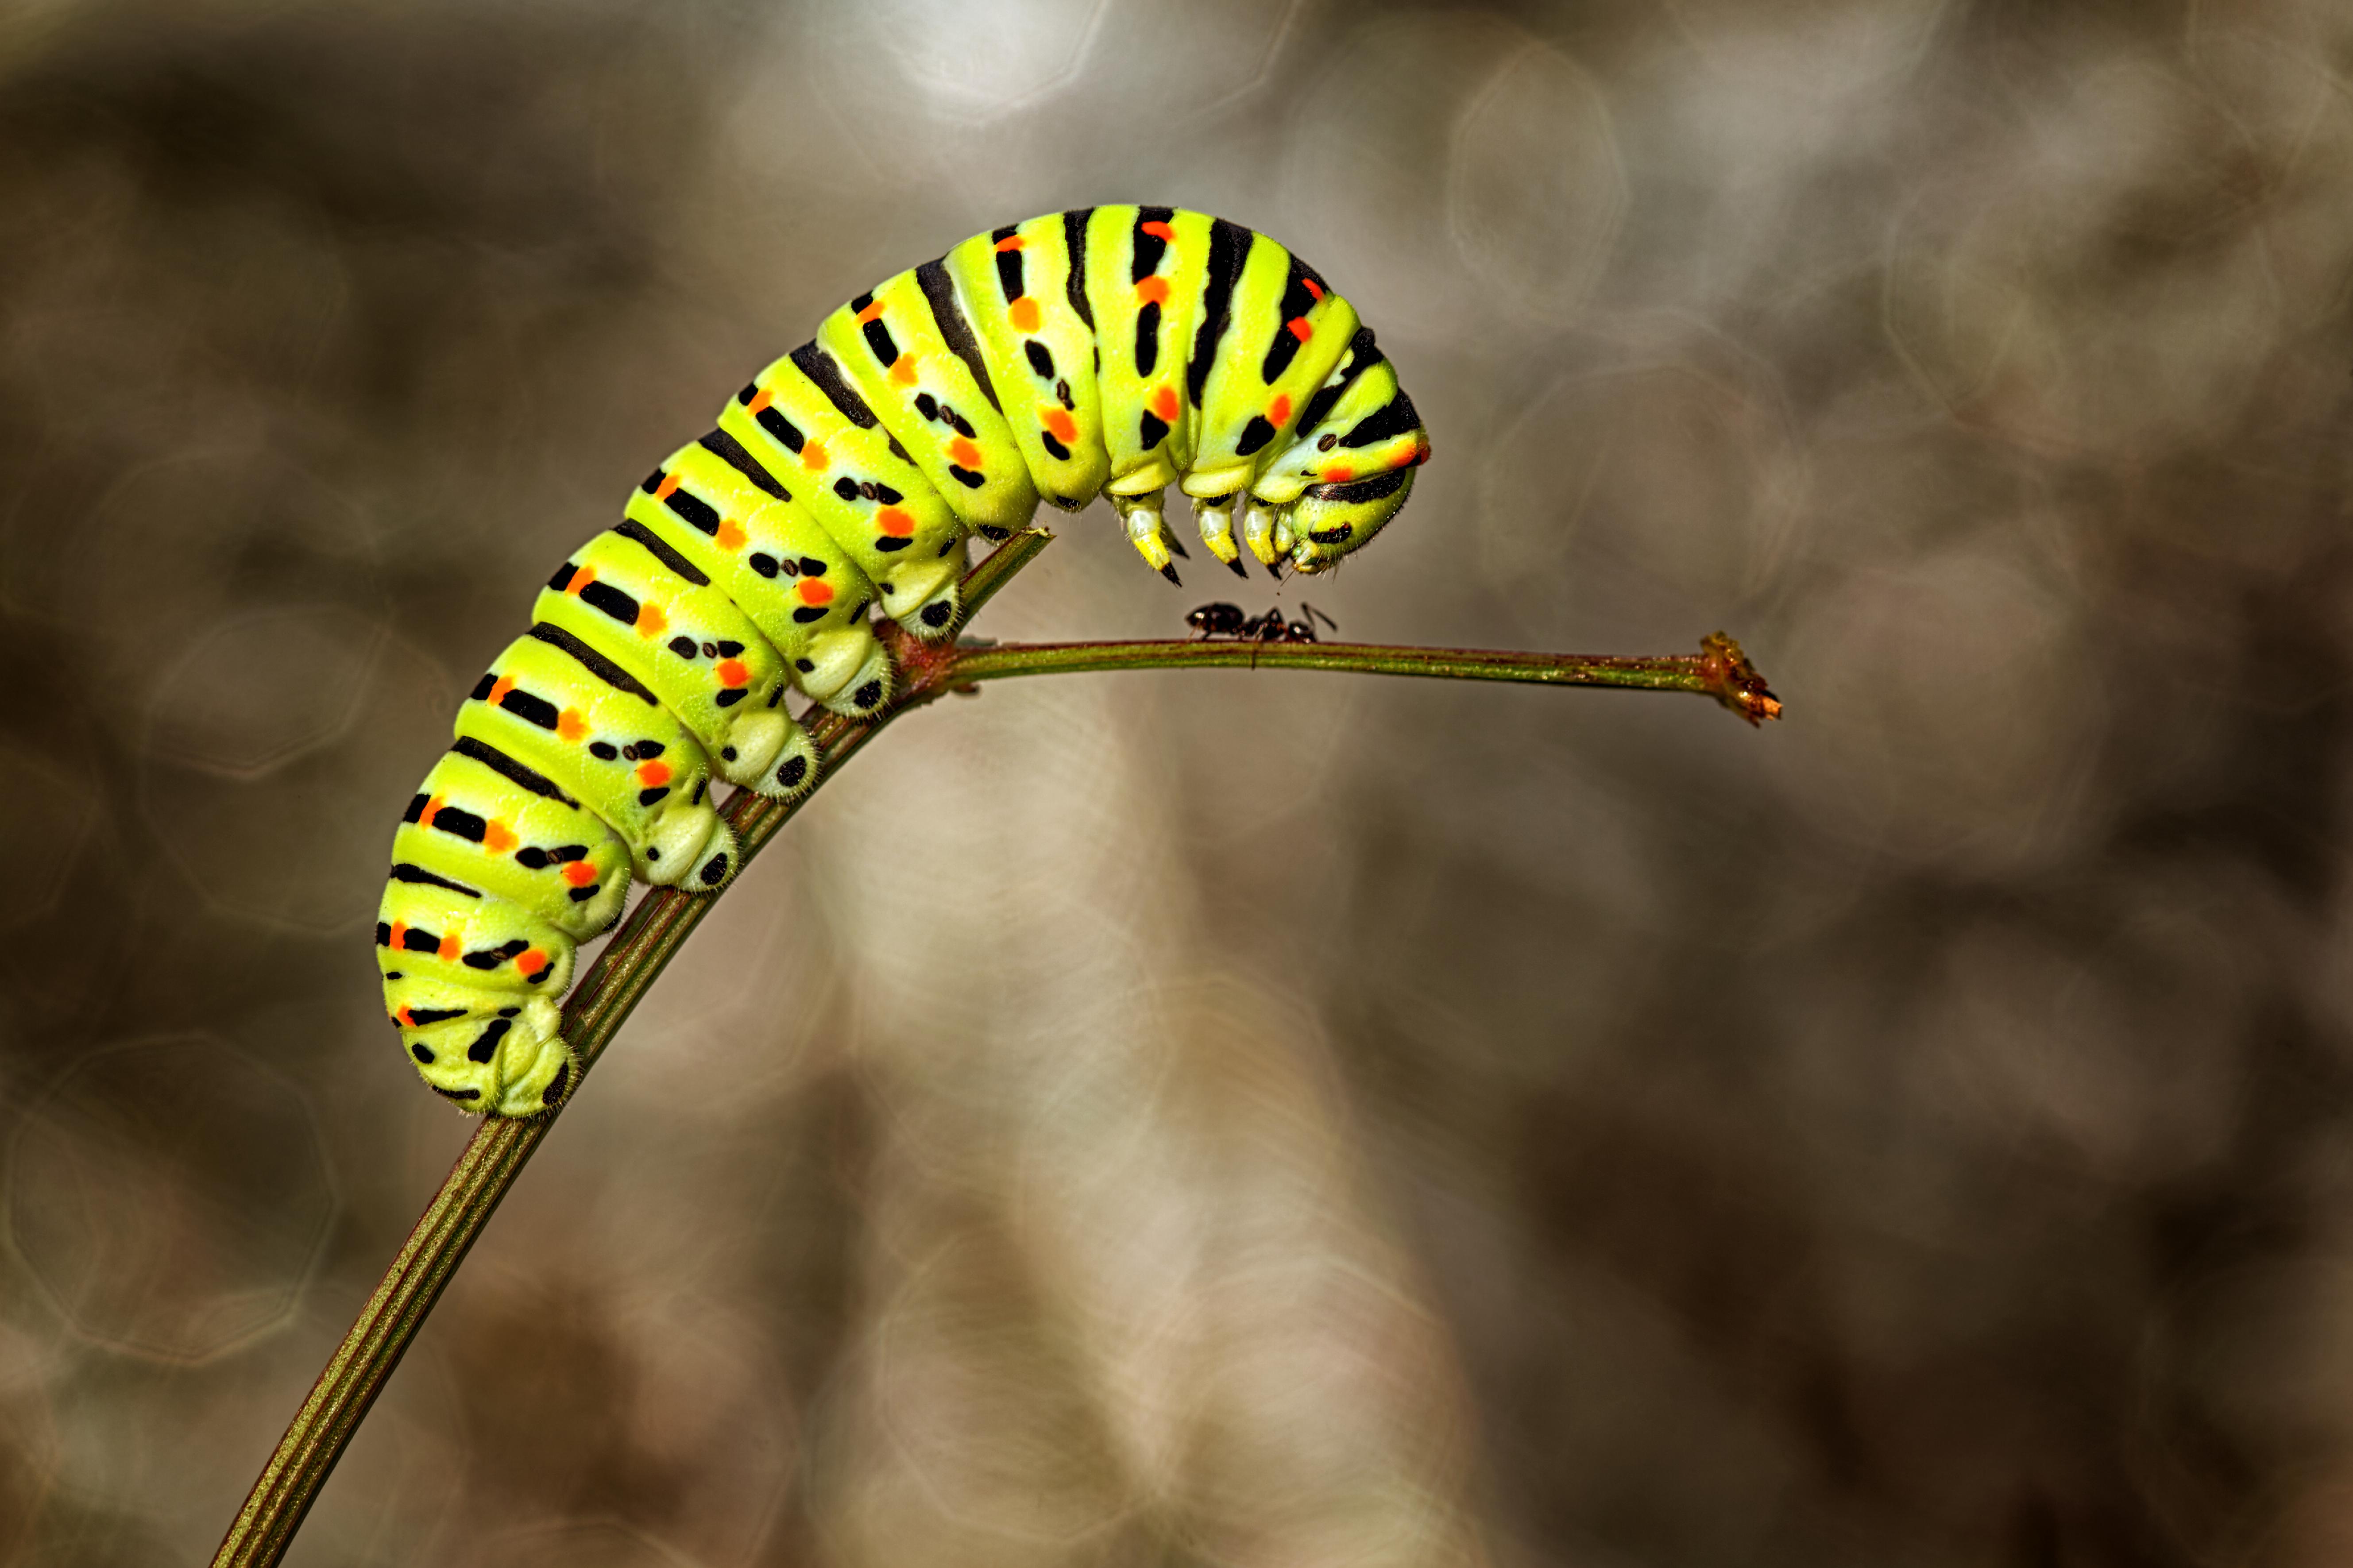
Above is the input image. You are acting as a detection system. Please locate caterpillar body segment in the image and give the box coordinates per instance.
[394,749,634,938]
[379,206,1430,1115]
[630,436,896,718]
[1186,229,1360,504]
[533,533,815,799]
[451,634,732,888]
[942,213,1109,515]
[1087,205,1217,497]
[815,270,1039,538]
[730,348,969,629]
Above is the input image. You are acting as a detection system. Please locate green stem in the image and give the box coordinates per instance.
[210,526,1774,1568]
[944,632,1783,722]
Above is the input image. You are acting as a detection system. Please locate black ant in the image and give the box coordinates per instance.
[1185,602,1336,643]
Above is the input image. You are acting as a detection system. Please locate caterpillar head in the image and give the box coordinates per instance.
[1285,465,1418,574]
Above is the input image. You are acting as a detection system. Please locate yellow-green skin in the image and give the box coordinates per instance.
[379,206,1430,1116]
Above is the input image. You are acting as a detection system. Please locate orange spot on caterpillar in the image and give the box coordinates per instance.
[994,235,1027,252]
[561,861,598,887]
[487,677,514,706]
[519,949,549,981]
[483,820,518,854]
[1302,278,1325,302]
[715,658,749,687]
[655,472,680,500]
[1321,463,1354,483]
[715,518,747,549]
[1008,296,1041,332]
[1150,384,1179,423]
[947,437,983,468]
[876,506,915,537]
[1269,394,1292,427]
[1041,407,1078,443]
[1140,220,1176,242]
[387,919,407,950]
[565,567,595,595]
[802,440,828,471]
[397,1006,414,1028]
[1285,317,1312,343]
[746,387,773,414]
[1412,437,1433,466]
[437,933,460,962]
[635,759,672,788]
[557,708,589,742]
[856,299,886,323]
[798,578,835,607]
[889,353,917,385]
[419,793,446,828]
[636,601,667,637]
[1135,275,1170,305]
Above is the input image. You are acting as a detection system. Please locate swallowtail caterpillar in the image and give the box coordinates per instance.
[378,206,1432,1116]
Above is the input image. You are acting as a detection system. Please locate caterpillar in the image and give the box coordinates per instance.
[376,205,1431,1116]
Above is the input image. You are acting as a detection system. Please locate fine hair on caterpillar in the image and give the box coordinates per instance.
[376,205,1433,1116]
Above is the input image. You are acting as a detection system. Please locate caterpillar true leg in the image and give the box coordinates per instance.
[379,206,1431,1116]
[1112,488,1178,582]
[1188,490,1247,574]
[1239,498,1285,568]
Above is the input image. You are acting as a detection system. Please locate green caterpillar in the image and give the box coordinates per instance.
[376,205,1432,1116]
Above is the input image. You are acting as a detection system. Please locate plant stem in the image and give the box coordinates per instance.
[943,630,1783,723]
[210,527,1775,1568]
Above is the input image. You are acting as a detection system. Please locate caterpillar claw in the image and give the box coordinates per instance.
[1190,491,1243,569]
[1114,489,1176,579]
[1154,525,1188,583]
[1225,555,1250,579]
[1240,500,1284,568]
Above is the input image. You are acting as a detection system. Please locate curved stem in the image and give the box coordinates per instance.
[210,526,1775,1567]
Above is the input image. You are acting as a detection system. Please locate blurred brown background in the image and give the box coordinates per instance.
[2,0,2349,1563]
